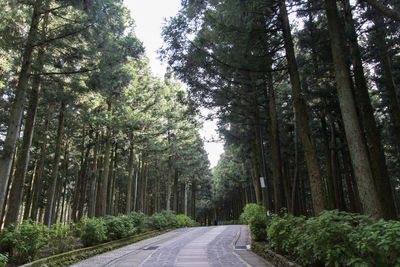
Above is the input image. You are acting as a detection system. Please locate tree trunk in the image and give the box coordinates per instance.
[44,101,66,226]
[343,0,396,219]
[88,132,99,218]
[30,103,54,221]
[125,137,134,214]
[266,72,285,214]
[23,161,37,220]
[320,111,335,209]
[99,101,112,217]
[279,0,326,215]
[166,157,173,211]
[324,0,384,218]
[191,181,196,219]
[0,0,43,221]
[173,168,179,213]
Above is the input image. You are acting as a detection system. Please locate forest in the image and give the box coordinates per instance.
[0,0,399,265]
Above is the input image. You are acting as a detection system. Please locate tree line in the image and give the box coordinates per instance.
[0,0,211,230]
[161,0,400,220]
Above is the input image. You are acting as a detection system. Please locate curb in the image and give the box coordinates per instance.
[251,242,301,267]
[21,229,173,267]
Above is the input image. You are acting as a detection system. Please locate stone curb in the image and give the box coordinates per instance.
[21,229,173,267]
[251,242,301,267]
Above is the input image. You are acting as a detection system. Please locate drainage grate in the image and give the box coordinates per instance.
[143,246,159,250]
[234,245,248,250]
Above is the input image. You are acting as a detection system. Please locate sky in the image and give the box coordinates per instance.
[124,0,224,168]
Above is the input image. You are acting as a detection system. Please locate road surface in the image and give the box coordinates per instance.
[71,225,273,267]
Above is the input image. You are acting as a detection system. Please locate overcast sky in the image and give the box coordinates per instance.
[124,0,224,168]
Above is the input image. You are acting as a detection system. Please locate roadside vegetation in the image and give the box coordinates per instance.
[0,211,197,265]
[240,204,400,266]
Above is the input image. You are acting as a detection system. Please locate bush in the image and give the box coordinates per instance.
[239,204,266,241]
[104,215,136,241]
[240,203,264,224]
[176,214,198,227]
[79,218,106,247]
[0,220,48,264]
[0,253,8,266]
[48,223,75,254]
[148,212,169,230]
[267,214,306,255]
[267,210,400,266]
[128,211,146,233]
[161,210,179,227]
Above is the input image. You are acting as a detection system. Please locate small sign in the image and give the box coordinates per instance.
[260,177,265,188]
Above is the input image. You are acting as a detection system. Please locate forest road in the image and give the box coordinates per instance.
[71,225,274,267]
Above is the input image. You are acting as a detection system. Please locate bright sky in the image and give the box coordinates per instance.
[124,0,224,168]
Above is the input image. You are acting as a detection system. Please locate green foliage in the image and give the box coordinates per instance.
[49,223,76,254]
[267,210,400,266]
[161,210,179,227]
[176,214,198,227]
[0,220,48,264]
[0,253,7,266]
[79,218,106,247]
[104,215,136,241]
[239,204,267,241]
[266,214,306,255]
[148,212,169,230]
[127,212,146,233]
[239,203,265,223]
[221,220,241,225]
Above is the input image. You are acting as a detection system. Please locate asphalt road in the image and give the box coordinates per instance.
[71,225,273,267]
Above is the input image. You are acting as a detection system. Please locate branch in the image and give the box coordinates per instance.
[30,68,98,76]
[33,24,92,47]
[361,0,400,22]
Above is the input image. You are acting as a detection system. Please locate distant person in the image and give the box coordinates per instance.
[219,220,222,225]
[214,219,217,225]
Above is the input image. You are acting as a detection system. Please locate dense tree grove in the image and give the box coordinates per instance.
[161,0,399,220]
[0,0,211,229]
[0,0,399,234]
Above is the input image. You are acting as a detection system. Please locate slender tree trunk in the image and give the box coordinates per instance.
[266,72,285,213]
[23,161,37,220]
[320,111,335,209]
[0,0,43,221]
[279,0,326,215]
[125,137,134,214]
[330,119,346,211]
[343,0,396,219]
[184,181,188,216]
[99,101,112,217]
[166,157,173,211]
[173,168,179,213]
[88,132,99,218]
[44,102,66,226]
[191,181,196,219]
[31,103,54,221]
[107,145,115,215]
[324,0,384,218]
[291,107,300,215]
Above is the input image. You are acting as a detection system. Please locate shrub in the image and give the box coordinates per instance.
[240,203,265,224]
[128,211,146,233]
[161,210,179,227]
[266,210,400,267]
[48,223,75,254]
[239,204,266,241]
[0,220,48,264]
[267,214,306,255]
[176,214,191,227]
[0,253,8,266]
[104,215,136,241]
[148,212,169,230]
[176,214,198,227]
[79,218,106,247]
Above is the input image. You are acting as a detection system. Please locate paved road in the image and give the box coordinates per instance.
[71,225,273,267]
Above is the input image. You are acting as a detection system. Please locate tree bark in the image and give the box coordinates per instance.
[44,101,66,226]
[343,0,396,219]
[99,101,112,217]
[279,0,326,215]
[324,0,384,218]
[266,72,285,214]
[125,136,135,214]
[30,103,54,221]
[0,0,43,221]
[88,131,99,218]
